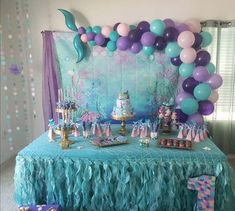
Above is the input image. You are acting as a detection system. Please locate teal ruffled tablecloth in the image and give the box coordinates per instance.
[14,126,234,211]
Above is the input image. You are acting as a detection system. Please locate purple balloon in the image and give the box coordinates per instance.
[205,73,223,89]
[164,27,179,42]
[195,50,211,66]
[155,36,167,50]
[192,33,202,49]
[113,22,120,31]
[188,113,204,125]
[193,66,210,82]
[130,42,142,54]
[78,26,86,35]
[137,21,150,33]
[101,38,109,47]
[95,34,105,46]
[116,36,131,50]
[87,32,95,41]
[128,29,142,42]
[164,18,175,28]
[175,92,193,105]
[141,32,156,46]
[171,56,182,66]
[199,100,214,115]
[176,23,190,33]
[175,108,188,123]
[182,77,200,94]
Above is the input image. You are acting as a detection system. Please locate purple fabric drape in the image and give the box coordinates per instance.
[42,31,60,130]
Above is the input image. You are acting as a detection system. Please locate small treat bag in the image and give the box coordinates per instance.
[92,121,103,137]
[194,129,201,142]
[203,126,209,139]
[199,128,205,141]
[177,125,184,139]
[146,120,151,137]
[191,126,196,139]
[73,123,80,137]
[150,122,158,139]
[182,125,188,137]
[185,127,192,141]
[104,122,112,137]
[140,123,148,138]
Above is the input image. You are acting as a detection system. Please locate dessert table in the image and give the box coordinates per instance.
[14,126,234,211]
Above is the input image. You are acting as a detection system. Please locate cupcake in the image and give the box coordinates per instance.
[173,139,179,147]
[166,139,173,146]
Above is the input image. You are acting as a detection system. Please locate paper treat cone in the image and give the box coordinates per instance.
[105,124,112,137]
[140,125,146,138]
[182,125,188,138]
[48,128,55,141]
[186,128,192,141]
[203,128,208,139]
[136,124,141,136]
[131,126,138,137]
[199,129,205,141]
[194,129,200,142]
[177,126,184,139]
[191,126,196,139]
[96,123,103,137]
[92,123,97,135]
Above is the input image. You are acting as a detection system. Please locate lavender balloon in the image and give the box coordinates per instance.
[130,42,142,54]
[182,77,200,94]
[95,34,105,46]
[87,32,95,41]
[141,32,156,46]
[195,50,211,66]
[171,56,182,66]
[193,66,210,82]
[175,92,193,105]
[199,100,214,115]
[176,23,190,33]
[137,21,150,33]
[164,18,175,28]
[205,73,223,89]
[116,36,131,50]
[188,113,204,125]
[78,26,86,34]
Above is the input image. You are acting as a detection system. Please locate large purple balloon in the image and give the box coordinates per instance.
[164,27,179,42]
[155,37,167,50]
[192,33,202,49]
[113,22,120,31]
[205,73,223,89]
[182,77,200,94]
[130,42,142,54]
[175,108,188,123]
[171,56,182,66]
[95,34,105,46]
[137,21,150,33]
[116,36,131,50]
[188,113,204,125]
[176,23,190,33]
[164,18,175,28]
[193,66,210,82]
[195,50,211,66]
[128,29,142,42]
[141,32,156,46]
[87,32,95,41]
[199,100,214,115]
[175,92,193,105]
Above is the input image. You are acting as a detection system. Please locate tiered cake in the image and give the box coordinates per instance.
[112,91,134,117]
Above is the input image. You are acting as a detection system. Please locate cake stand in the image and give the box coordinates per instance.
[112,114,135,136]
[55,108,76,149]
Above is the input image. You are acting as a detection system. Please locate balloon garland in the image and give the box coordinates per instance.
[59,9,223,125]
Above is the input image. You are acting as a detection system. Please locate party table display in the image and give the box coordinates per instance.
[15,125,234,211]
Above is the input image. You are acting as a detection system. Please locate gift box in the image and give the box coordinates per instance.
[18,204,61,211]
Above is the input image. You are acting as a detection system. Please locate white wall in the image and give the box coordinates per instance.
[1,0,235,164]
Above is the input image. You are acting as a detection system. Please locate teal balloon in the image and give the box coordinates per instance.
[93,26,101,34]
[109,31,119,42]
[206,63,215,74]
[193,83,212,100]
[73,34,85,63]
[58,9,78,31]
[130,25,137,30]
[201,31,212,47]
[179,63,195,78]
[180,98,198,115]
[150,19,165,36]
[107,41,117,52]
[165,42,182,58]
[86,26,92,33]
[143,46,154,56]
[88,40,96,46]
